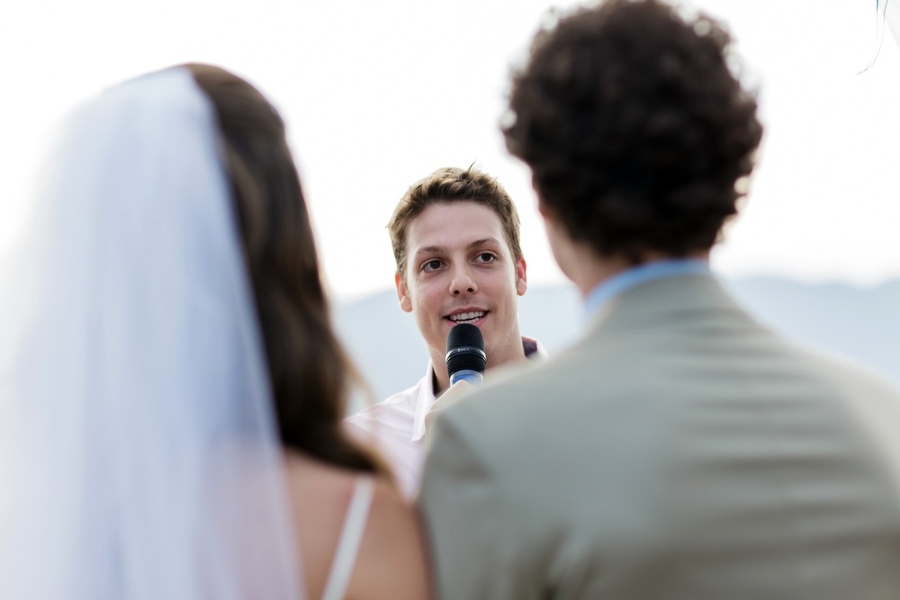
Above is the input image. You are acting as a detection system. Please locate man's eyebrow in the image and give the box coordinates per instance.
[467,238,502,250]
[412,238,502,257]
[413,245,446,256]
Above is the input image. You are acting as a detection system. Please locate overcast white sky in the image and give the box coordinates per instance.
[2,0,898,300]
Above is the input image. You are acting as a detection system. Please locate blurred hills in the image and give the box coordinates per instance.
[334,276,900,407]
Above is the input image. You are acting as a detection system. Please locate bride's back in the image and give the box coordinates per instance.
[0,64,430,600]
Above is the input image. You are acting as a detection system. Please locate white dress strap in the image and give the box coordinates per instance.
[320,476,376,600]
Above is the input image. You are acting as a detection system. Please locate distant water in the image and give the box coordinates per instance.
[335,276,900,408]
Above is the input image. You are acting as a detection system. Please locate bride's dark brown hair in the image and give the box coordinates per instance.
[187,63,384,475]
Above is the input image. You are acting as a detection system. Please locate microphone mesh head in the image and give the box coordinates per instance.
[446,323,484,353]
[445,323,486,375]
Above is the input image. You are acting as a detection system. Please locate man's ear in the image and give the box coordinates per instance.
[515,257,528,296]
[537,199,566,244]
[395,271,413,313]
[537,197,553,220]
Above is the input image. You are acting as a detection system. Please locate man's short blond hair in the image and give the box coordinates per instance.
[388,166,524,276]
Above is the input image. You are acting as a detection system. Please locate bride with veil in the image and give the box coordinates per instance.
[0,64,430,600]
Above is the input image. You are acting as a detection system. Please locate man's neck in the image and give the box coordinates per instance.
[574,250,710,297]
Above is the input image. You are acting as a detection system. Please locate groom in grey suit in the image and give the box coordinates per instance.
[418,1,900,598]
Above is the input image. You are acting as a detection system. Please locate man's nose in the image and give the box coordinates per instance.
[449,264,478,296]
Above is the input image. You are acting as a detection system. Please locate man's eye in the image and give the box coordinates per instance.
[476,253,496,263]
[423,260,442,272]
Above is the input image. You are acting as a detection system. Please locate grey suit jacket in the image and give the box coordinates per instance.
[418,274,900,600]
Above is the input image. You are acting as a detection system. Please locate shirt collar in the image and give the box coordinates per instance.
[410,361,438,443]
[411,335,547,442]
[584,258,710,320]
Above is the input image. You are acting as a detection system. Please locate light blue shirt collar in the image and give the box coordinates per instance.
[584,258,710,320]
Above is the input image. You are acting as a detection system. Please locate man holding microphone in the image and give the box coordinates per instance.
[345,166,545,499]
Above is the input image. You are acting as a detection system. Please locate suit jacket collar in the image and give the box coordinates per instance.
[586,272,746,338]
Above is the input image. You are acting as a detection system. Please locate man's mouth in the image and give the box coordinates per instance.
[445,310,487,325]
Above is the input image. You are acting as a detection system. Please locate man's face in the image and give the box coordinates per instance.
[396,201,527,376]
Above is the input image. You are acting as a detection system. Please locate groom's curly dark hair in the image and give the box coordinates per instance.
[503,0,763,263]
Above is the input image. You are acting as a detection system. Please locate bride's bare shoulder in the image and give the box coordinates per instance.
[284,452,431,600]
[283,451,406,509]
[284,452,358,497]
[350,481,432,600]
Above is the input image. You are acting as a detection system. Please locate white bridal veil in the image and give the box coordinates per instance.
[0,68,305,599]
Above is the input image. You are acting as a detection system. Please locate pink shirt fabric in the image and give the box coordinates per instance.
[345,336,546,499]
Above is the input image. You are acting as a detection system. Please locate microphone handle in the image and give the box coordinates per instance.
[449,369,484,386]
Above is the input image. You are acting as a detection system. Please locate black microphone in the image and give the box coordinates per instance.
[445,323,487,386]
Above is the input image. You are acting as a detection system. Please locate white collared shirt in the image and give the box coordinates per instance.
[345,336,547,499]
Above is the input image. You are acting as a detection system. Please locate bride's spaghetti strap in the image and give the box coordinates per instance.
[320,476,375,600]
